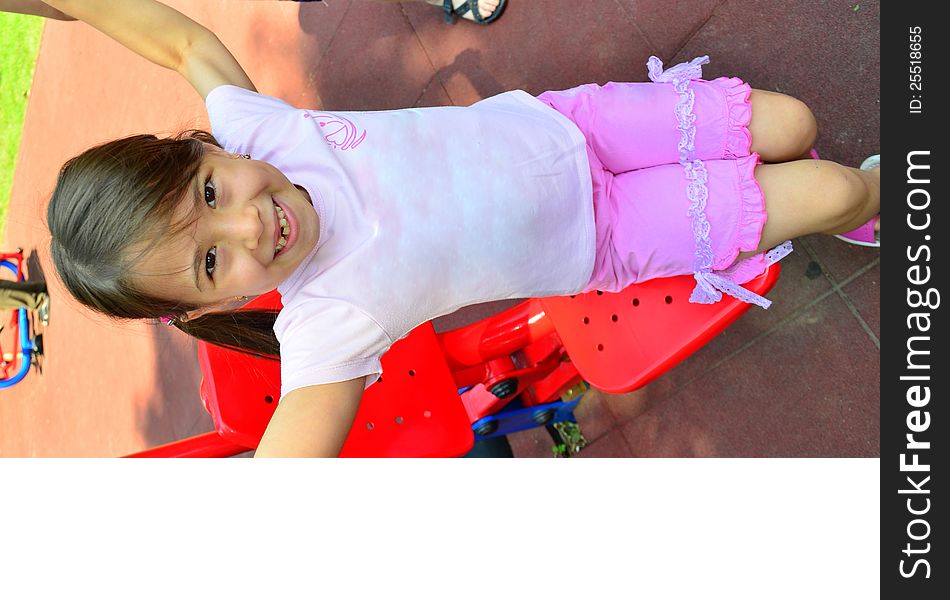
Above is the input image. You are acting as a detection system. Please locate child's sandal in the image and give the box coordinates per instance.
[833,154,880,248]
[441,0,507,25]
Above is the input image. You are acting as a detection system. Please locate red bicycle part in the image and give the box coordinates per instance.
[1,250,34,386]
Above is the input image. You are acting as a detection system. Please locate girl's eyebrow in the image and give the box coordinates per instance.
[189,172,208,292]
[192,244,203,292]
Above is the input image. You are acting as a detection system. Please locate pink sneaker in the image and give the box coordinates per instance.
[833,154,880,248]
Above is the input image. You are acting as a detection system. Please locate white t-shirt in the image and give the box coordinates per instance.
[206,86,594,398]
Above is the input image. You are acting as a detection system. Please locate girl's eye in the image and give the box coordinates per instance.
[204,178,216,208]
[205,247,217,279]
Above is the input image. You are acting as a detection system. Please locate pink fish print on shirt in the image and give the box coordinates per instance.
[303,112,366,150]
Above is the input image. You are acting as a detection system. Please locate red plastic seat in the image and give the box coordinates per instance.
[540,265,780,393]
[163,265,778,458]
[198,292,473,457]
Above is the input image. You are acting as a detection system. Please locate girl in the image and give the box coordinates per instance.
[33,0,878,457]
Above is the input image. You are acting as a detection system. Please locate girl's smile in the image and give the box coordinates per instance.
[272,188,306,259]
[134,145,318,308]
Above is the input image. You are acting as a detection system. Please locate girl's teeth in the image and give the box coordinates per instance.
[273,200,290,255]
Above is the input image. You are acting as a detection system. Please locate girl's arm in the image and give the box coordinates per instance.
[254,378,366,457]
[0,0,76,20]
[44,0,254,98]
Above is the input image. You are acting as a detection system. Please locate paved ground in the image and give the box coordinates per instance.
[1,0,879,457]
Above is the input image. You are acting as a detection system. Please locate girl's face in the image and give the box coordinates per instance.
[134,145,319,307]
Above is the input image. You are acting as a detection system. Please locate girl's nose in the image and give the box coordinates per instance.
[222,204,263,251]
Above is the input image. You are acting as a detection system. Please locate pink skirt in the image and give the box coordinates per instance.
[539,72,783,307]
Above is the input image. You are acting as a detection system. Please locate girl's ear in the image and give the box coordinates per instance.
[180,304,219,323]
[202,143,249,161]
[181,296,252,322]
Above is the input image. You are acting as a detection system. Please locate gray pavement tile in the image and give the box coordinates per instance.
[316,0,439,109]
[405,0,654,105]
[572,387,620,443]
[575,428,635,458]
[509,426,556,458]
[619,292,879,456]
[802,232,880,286]
[413,73,455,106]
[841,260,880,342]
[615,0,723,59]
[675,0,880,168]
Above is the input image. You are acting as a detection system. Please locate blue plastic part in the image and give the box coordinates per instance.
[0,260,35,388]
[471,393,583,441]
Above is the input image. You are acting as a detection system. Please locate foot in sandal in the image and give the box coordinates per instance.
[833,154,880,247]
[427,0,507,24]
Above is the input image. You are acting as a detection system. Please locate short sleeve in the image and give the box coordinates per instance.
[205,85,297,154]
[274,298,394,399]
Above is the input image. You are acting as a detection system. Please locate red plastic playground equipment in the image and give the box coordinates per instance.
[128,263,780,458]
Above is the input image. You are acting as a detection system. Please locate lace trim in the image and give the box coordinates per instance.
[647,55,791,309]
[764,240,794,265]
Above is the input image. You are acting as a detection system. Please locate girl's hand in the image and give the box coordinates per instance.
[0,0,76,20]
[43,0,255,98]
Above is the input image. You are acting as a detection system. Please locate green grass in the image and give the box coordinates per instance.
[0,13,44,231]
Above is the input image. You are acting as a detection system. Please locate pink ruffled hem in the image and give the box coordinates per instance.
[714,76,754,160]
[718,251,767,285]
[712,152,768,281]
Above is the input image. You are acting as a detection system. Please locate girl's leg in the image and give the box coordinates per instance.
[584,156,767,291]
[539,79,757,173]
[736,159,880,260]
[747,90,818,162]
[541,82,818,172]
[747,92,881,238]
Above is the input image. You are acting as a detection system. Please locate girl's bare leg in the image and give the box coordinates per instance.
[732,90,879,262]
[734,160,880,261]
[747,90,818,162]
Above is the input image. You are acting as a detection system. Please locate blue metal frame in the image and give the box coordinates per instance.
[471,393,584,441]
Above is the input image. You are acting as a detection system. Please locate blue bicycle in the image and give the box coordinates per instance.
[1,249,44,389]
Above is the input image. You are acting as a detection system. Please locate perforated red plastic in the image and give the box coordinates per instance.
[197,291,474,457]
[540,265,780,393]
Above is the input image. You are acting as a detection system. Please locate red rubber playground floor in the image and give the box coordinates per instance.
[1,0,880,458]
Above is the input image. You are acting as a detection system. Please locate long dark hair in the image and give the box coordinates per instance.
[47,131,279,359]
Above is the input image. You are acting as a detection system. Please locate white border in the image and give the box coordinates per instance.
[1,459,879,599]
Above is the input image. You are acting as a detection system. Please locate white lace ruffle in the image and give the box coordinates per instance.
[765,240,794,264]
[647,55,792,310]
